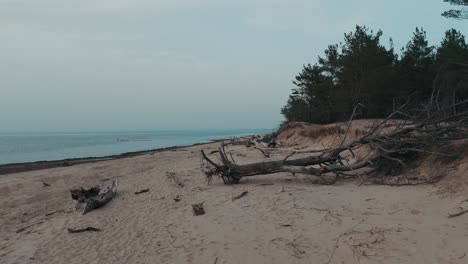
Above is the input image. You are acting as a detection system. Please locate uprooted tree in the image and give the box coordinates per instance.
[201,98,468,186]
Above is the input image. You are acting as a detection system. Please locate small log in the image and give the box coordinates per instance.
[67,227,101,233]
[134,188,150,195]
[256,183,274,186]
[448,200,468,218]
[82,179,118,214]
[232,191,248,201]
[45,209,68,216]
[202,148,339,184]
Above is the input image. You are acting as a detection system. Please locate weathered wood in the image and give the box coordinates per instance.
[232,191,248,201]
[448,200,468,218]
[82,180,118,214]
[166,172,185,187]
[134,188,150,195]
[67,227,101,233]
[203,151,338,184]
[253,147,270,158]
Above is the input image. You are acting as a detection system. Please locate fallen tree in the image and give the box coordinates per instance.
[201,99,468,185]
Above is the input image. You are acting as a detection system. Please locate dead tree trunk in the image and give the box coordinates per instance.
[83,179,118,214]
[72,179,118,214]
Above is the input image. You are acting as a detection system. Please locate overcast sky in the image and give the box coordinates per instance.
[0,0,466,131]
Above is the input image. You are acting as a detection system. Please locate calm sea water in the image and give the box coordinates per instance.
[0,129,273,165]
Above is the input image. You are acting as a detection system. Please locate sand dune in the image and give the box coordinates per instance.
[1,129,468,263]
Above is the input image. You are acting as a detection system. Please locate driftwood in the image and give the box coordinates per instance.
[202,146,366,184]
[72,179,118,214]
[253,147,270,158]
[67,227,101,233]
[192,203,205,216]
[70,186,100,200]
[232,191,248,201]
[134,188,150,195]
[449,208,468,218]
[202,99,468,185]
[448,200,468,218]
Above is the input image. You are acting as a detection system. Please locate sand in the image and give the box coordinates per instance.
[1,138,468,263]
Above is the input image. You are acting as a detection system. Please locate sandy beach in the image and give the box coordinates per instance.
[1,124,468,264]
[1,1,467,263]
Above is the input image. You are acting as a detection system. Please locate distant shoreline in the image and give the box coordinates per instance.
[0,138,235,175]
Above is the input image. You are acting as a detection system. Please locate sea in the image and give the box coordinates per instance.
[0,129,274,165]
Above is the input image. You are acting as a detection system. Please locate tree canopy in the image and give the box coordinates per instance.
[442,0,468,19]
[282,26,468,124]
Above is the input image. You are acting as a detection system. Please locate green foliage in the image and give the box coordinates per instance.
[282,26,468,124]
[435,29,468,105]
[437,29,468,63]
[398,28,436,104]
[338,26,397,117]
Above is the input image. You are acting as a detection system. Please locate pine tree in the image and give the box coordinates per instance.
[337,26,396,117]
[398,28,436,104]
[435,29,468,110]
[442,0,468,19]
[281,26,467,124]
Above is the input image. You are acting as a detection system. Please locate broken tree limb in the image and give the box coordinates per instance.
[232,191,248,201]
[253,147,270,158]
[134,188,150,195]
[202,150,339,184]
[72,180,118,214]
[67,227,101,233]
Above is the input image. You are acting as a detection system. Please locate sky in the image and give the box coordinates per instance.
[0,0,466,131]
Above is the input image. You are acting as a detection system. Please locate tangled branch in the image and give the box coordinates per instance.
[201,99,468,185]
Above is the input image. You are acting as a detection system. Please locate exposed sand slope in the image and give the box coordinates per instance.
[1,131,468,263]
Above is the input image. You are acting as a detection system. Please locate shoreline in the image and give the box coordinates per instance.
[0,138,232,176]
[1,121,466,264]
